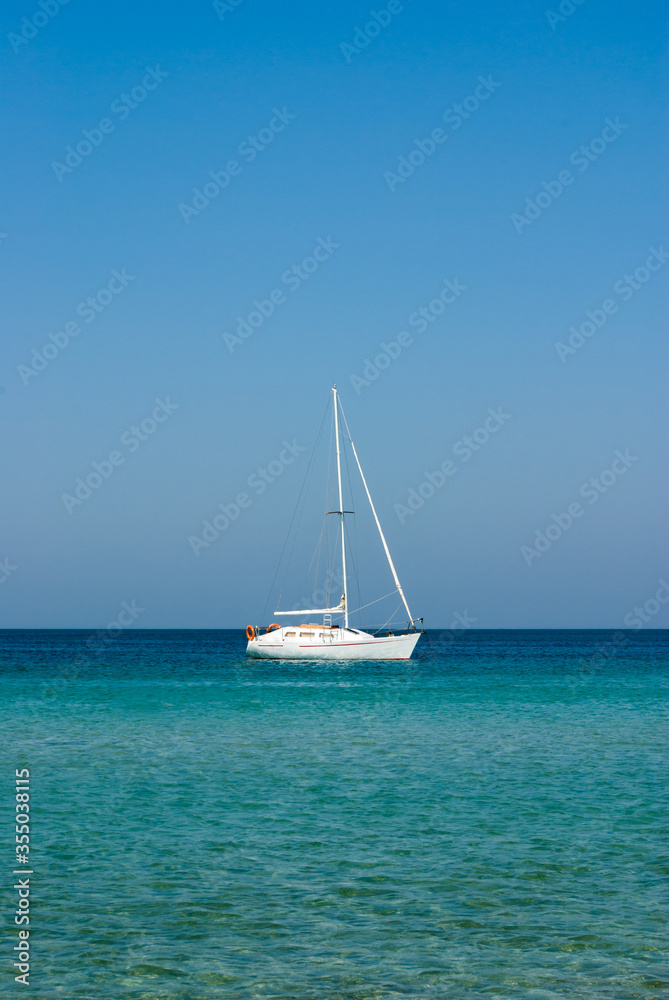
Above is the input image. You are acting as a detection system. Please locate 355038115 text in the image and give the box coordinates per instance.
[14,768,32,985]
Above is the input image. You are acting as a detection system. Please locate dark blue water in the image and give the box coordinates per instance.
[1,630,667,998]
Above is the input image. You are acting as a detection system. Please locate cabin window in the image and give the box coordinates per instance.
[285,631,296,637]
[300,631,314,637]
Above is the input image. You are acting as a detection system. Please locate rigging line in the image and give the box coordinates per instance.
[324,407,335,606]
[285,402,330,580]
[312,521,322,608]
[333,385,349,628]
[353,513,362,627]
[340,425,362,624]
[261,396,330,622]
[325,404,334,517]
[348,442,362,623]
[282,464,322,613]
[304,515,327,599]
[338,401,415,624]
[320,400,336,599]
[325,503,332,606]
[343,514,362,624]
[277,466,316,615]
[341,420,355,513]
[346,589,400,616]
[376,600,403,634]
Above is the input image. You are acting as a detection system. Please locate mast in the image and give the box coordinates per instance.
[339,403,415,627]
[332,385,349,628]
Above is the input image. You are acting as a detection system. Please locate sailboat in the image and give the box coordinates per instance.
[246,385,423,660]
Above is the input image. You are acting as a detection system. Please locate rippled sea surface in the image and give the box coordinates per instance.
[1,629,667,999]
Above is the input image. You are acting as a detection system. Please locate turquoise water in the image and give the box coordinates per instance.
[1,629,667,999]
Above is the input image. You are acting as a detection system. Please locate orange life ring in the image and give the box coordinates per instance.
[246,625,255,640]
[266,623,281,633]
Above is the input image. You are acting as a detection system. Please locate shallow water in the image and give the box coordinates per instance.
[1,629,667,998]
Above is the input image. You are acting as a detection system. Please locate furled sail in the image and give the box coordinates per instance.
[274,594,345,616]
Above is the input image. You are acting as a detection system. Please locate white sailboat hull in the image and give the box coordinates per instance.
[246,627,421,661]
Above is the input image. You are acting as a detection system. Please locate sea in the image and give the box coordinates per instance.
[1,629,667,999]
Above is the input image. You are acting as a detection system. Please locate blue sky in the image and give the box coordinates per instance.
[2,0,667,627]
